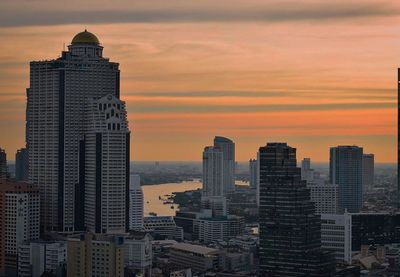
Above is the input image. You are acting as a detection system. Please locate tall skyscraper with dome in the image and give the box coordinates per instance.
[27,30,129,233]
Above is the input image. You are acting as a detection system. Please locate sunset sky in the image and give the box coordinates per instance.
[0,0,399,162]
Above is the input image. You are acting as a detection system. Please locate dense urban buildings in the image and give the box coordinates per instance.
[330,146,363,213]
[27,30,121,232]
[0,181,40,276]
[258,142,335,276]
[213,136,235,194]
[362,153,374,196]
[15,148,28,182]
[83,94,130,234]
[129,174,144,231]
[0,147,6,183]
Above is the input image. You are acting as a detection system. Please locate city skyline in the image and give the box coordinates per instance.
[0,0,399,162]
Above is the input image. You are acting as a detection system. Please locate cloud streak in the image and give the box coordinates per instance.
[0,2,398,27]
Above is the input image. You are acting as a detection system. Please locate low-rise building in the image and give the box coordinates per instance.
[124,232,152,277]
[144,216,183,241]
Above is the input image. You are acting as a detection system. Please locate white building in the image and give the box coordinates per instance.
[249,159,258,190]
[308,181,339,214]
[27,30,121,232]
[214,136,235,194]
[301,158,315,183]
[129,174,144,231]
[18,240,67,277]
[143,216,183,241]
[0,181,40,275]
[321,213,352,264]
[84,94,130,234]
[195,215,245,243]
[124,232,152,277]
[202,146,224,197]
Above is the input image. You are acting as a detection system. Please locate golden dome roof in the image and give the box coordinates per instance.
[71,30,100,45]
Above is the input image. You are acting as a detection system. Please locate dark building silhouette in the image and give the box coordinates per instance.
[15,148,28,182]
[329,146,363,213]
[398,68,400,208]
[0,147,6,184]
[258,142,335,276]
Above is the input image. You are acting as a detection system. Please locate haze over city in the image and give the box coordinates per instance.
[0,0,399,162]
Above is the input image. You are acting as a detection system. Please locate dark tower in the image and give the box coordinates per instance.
[258,143,335,276]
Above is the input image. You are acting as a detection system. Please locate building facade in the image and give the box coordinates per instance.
[129,174,144,231]
[308,182,339,214]
[330,146,363,213]
[213,136,235,194]
[124,232,152,277]
[0,181,40,276]
[362,153,374,196]
[258,142,335,276]
[143,216,183,241]
[27,30,121,232]
[301,157,315,183]
[0,147,6,183]
[15,148,29,182]
[202,146,224,197]
[249,159,258,189]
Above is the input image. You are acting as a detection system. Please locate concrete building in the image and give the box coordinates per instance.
[200,196,227,217]
[330,146,363,213]
[27,30,121,232]
[18,240,67,277]
[0,147,6,183]
[129,174,144,231]
[15,148,29,182]
[0,181,40,276]
[143,216,183,241]
[362,154,374,196]
[214,136,235,194]
[321,213,352,264]
[308,182,339,214]
[249,159,258,190]
[124,232,152,277]
[67,233,125,277]
[258,143,335,276]
[169,243,219,273]
[83,94,130,234]
[301,157,314,183]
[202,146,224,197]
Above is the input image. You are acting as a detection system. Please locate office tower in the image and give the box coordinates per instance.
[308,182,338,214]
[362,153,374,195]
[129,174,144,231]
[15,148,29,182]
[27,30,121,232]
[124,232,153,277]
[213,136,235,193]
[202,146,223,197]
[301,157,315,183]
[18,240,67,277]
[330,146,363,213]
[258,142,335,276]
[321,213,352,264]
[83,94,130,234]
[249,159,258,189]
[0,181,40,276]
[0,147,6,183]
[67,233,125,277]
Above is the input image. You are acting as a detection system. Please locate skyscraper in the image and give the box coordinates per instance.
[15,148,29,182]
[249,159,258,189]
[330,146,363,213]
[258,143,335,276]
[83,94,130,234]
[362,153,374,196]
[27,30,121,232]
[202,146,224,197]
[300,157,314,183]
[213,136,235,194]
[129,174,144,231]
[0,147,6,183]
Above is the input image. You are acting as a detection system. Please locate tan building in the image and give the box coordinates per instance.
[67,233,124,277]
[0,181,40,276]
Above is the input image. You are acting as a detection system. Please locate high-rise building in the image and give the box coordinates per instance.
[27,30,121,232]
[0,181,40,276]
[362,153,374,196]
[67,233,125,277]
[301,157,315,183]
[213,136,235,194]
[83,94,130,234]
[258,142,335,276]
[249,159,258,189]
[18,240,67,277]
[330,146,363,213]
[202,146,223,197]
[0,147,6,183]
[129,174,144,231]
[15,148,29,182]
